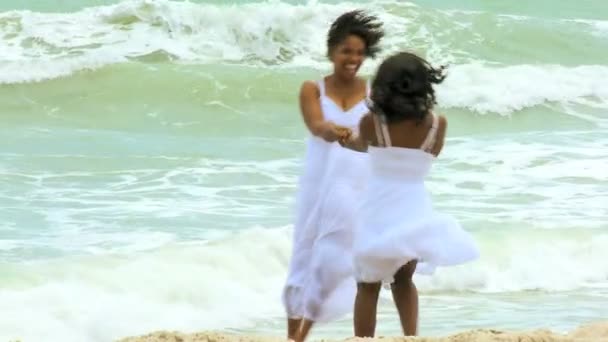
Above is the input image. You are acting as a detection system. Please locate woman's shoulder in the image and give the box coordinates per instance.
[299,80,321,98]
[300,75,330,88]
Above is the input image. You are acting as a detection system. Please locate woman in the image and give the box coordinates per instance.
[282,10,384,342]
[341,52,479,337]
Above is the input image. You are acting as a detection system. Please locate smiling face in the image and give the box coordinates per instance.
[329,34,366,81]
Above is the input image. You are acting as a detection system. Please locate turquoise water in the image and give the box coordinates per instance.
[1,1,607,341]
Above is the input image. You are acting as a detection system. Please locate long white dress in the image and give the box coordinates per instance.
[353,114,479,284]
[282,79,370,322]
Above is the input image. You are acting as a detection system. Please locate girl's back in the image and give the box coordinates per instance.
[360,112,446,156]
[358,51,448,156]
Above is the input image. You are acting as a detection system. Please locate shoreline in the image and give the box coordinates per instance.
[117,321,608,342]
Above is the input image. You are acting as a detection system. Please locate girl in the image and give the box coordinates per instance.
[341,52,479,337]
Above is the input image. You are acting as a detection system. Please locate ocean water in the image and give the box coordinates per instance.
[1,0,607,341]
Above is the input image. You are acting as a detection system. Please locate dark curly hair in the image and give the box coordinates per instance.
[327,10,384,58]
[369,52,446,124]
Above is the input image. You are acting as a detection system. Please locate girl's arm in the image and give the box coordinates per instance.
[299,81,351,142]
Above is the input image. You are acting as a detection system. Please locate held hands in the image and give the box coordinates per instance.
[338,131,366,152]
[320,122,352,143]
[338,134,354,148]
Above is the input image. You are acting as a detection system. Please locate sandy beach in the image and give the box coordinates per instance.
[118,321,608,342]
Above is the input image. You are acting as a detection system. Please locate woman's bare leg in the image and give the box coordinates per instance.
[287,318,302,340]
[294,319,313,342]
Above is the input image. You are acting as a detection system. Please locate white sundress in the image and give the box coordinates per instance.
[282,78,371,322]
[353,114,479,284]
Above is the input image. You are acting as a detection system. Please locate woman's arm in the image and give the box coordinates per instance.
[299,81,350,142]
[339,113,374,152]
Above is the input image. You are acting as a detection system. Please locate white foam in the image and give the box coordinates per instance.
[430,131,608,231]
[0,226,292,342]
[1,226,608,341]
[1,1,607,116]
[0,0,354,83]
[416,232,608,293]
[0,0,435,83]
[437,63,608,114]
[566,19,608,37]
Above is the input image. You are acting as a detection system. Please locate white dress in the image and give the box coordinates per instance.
[353,114,479,284]
[283,79,370,322]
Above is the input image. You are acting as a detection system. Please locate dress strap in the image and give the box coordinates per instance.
[366,79,371,97]
[420,114,439,152]
[372,114,384,146]
[317,79,326,97]
[372,114,391,147]
[380,115,391,147]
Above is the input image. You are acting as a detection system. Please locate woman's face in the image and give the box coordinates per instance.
[329,34,366,80]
